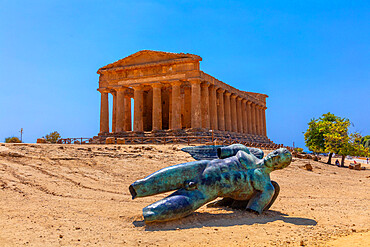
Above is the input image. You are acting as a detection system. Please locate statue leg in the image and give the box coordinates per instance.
[130,160,209,199]
[263,180,280,211]
[143,188,215,223]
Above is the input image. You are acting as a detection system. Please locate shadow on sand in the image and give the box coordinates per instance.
[318,160,349,168]
[133,209,317,231]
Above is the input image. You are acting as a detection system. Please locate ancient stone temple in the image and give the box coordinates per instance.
[95,50,272,144]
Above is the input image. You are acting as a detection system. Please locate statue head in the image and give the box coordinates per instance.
[264,148,292,171]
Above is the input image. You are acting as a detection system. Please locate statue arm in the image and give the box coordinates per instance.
[246,170,275,214]
[217,144,250,159]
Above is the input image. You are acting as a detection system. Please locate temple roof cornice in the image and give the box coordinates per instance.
[98,57,200,74]
[97,50,202,74]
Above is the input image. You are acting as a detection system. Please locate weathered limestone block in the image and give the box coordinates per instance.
[36,138,47,144]
[117,138,125,144]
[105,137,115,144]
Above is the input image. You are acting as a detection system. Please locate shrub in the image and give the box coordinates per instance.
[294,147,304,153]
[5,137,22,143]
[44,131,61,144]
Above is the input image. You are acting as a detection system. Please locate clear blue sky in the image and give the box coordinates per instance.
[1,0,369,149]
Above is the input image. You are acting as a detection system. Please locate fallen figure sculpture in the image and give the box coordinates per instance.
[129,144,292,223]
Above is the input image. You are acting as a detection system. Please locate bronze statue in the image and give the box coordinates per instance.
[129,144,292,223]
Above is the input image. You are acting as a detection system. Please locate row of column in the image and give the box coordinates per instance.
[99,80,267,136]
[99,88,132,134]
[209,85,267,136]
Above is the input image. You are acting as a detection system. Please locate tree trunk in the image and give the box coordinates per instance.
[327,152,333,164]
[341,155,345,167]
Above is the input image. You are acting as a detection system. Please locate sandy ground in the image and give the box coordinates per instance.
[0,143,369,246]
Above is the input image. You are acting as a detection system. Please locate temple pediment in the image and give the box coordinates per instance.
[98,50,202,72]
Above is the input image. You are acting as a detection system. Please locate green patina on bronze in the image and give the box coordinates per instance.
[129,144,292,223]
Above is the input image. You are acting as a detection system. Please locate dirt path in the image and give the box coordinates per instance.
[0,144,369,246]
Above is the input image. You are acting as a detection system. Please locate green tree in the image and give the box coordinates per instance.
[305,113,370,166]
[304,112,341,164]
[5,136,22,143]
[44,131,61,143]
[323,117,350,166]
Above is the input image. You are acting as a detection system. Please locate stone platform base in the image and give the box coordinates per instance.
[92,129,273,145]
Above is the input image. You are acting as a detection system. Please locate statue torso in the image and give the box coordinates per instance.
[199,151,268,200]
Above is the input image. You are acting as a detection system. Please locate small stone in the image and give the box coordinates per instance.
[59,235,63,239]
[302,163,313,171]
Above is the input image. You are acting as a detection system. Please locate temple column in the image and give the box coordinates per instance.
[255,104,260,135]
[263,106,267,136]
[224,92,232,131]
[190,80,202,128]
[259,106,263,136]
[257,106,261,135]
[230,94,237,132]
[183,86,191,128]
[246,101,253,134]
[133,86,144,132]
[236,97,243,133]
[116,88,126,132]
[201,83,210,129]
[171,81,182,130]
[152,83,162,131]
[258,106,263,136]
[99,89,109,133]
[217,88,225,131]
[124,96,132,131]
[242,99,248,134]
[250,103,257,135]
[111,91,117,133]
[209,85,218,130]
[259,106,264,136]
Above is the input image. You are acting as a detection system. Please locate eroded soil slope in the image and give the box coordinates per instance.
[0,144,369,246]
